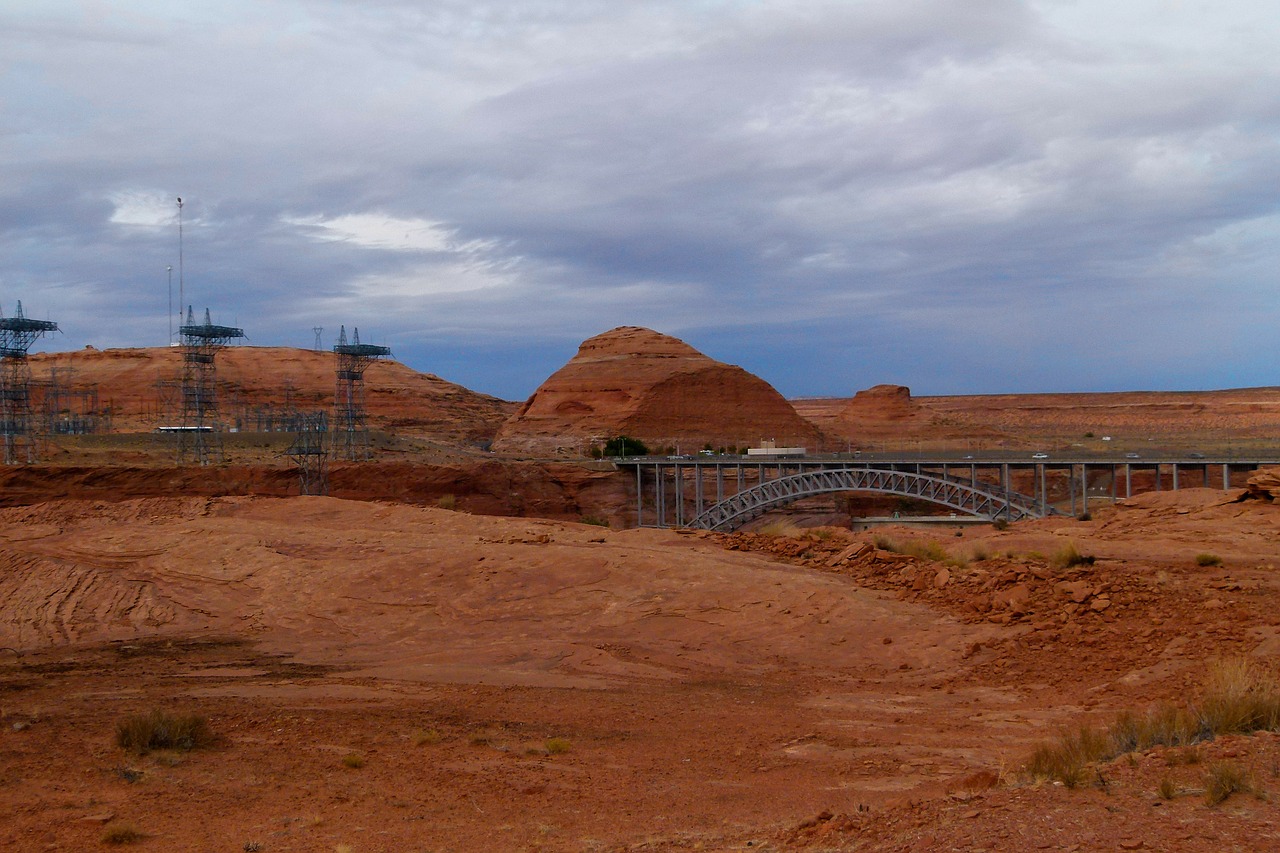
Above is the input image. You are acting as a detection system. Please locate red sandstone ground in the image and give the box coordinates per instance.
[7,338,1280,850]
[3,488,1280,851]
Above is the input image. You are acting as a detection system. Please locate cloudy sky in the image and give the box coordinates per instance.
[3,0,1277,401]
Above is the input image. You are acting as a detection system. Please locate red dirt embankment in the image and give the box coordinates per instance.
[0,461,625,522]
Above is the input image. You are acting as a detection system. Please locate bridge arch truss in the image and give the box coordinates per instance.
[685,467,1050,531]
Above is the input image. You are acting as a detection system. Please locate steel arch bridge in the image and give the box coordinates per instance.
[686,467,1055,531]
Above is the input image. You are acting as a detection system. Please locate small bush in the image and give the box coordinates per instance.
[872,534,898,551]
[1205,761,1256,806]
[340,752,365,769]
[1195,553,1223,567]
[1026,724,1111,788]
[545,737,571,754]
[116,710,212,754]
[1077,512,1092,522]
[604,436,649,457]
[1024,658,1280,788]
[758,519,802,537]
[1166,747,1202,766]
[969,545,990,562]
[437,493,457,510]
[411,728,441,746]
[991,518,1009,531]
[1197,657,1280,736]
[1157,776,1178,800]
[101,823,144,845]
[1051,542,1095,569]
[579,514,610,528]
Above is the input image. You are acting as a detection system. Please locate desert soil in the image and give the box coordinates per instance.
[4,488,1280,851]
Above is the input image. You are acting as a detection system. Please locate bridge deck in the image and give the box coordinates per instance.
[612,453,1279,531]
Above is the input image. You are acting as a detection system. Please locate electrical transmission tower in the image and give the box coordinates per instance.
[332,325,390,461]
[177,307,245,465]
[313,326,323,350]
[286,411,330,495]
[0,301,58,464]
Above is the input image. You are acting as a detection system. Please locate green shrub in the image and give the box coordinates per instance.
[604,436,649,457]
[116,710,212,755]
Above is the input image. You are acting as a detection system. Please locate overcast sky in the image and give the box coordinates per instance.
[3,0,1277,401]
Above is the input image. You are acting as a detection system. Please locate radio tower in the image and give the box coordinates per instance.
[178,306,245,465]
[332,325,390,461]
[0,301,58,464]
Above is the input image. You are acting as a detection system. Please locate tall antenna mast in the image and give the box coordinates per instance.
[167,265,173,345]
[176,197,184,337]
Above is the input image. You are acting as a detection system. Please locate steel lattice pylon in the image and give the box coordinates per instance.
[332,325,390,461]
[0,301,58,464]
[286,411,330,495]
[177,307,245,465]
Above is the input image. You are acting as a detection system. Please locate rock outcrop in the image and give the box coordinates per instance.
[795,384,1006,446]
[492,326,823,454]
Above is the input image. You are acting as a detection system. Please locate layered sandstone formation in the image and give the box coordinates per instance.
[29,345,514,445]
[492,326,823,454]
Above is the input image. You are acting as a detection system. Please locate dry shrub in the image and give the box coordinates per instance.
[1132,704,1199,749]
[1205,761,1257,806]
[1156,776,1179,800]
[101,822,144,845]
[872,534,898,551]
[1026,724,1111,788]
[545,737,571,754]
[758,519,803,537]
[411,728,440,746]
[1050,541,1095,568]
[116,709,212,754]
[340,752,365,769]
[1166,747,1202,766]
[1025,658,1280,787]
[437,493,457,510]
[1197,658,1280,736]
[1195,553,1223,567]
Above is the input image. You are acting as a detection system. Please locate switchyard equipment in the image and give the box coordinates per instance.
[0,301,59,464]
[332,325,390,461]
[177,307,245,465]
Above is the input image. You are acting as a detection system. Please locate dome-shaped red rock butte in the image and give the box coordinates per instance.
[492,326,823,454]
